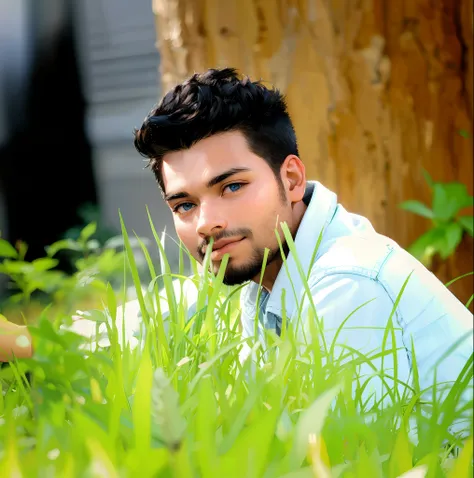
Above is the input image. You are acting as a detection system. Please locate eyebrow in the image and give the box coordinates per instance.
[164,167,251,202]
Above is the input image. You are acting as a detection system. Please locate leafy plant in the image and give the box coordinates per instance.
[62,202,120,249]
[0,215,472,477]
[400,171,473,267]
[0,222,148,313]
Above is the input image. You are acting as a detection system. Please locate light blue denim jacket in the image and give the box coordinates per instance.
[240,181,473,407]
[78,180,471,418]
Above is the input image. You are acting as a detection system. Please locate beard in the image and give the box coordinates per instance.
[221,245,279,286]
[217,239,289,286]
[197,228,290,286]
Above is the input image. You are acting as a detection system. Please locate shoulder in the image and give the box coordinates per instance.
[308,233,472,331]
[304,272,396,320]
[309,232,398,285]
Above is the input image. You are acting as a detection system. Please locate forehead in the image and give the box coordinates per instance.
[161,131,268,192]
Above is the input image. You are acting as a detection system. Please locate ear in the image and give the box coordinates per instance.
[281,155,306,202]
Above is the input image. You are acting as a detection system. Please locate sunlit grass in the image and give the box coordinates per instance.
[0,215,472,477]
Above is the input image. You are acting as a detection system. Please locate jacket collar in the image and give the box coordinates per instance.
[244,180,338,320]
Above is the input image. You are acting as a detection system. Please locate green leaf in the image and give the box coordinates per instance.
[196,376,218,477]
[205,253,229,355]
[125,448,169,477]
[397,465,428,477]
[133,352,153,454]
[170,440,194,478]
[278,468,314,478]
[353,445,383,478]
[463,196,474,208]
[275,408,294,443]
[79,222,97,242]
[32,257,59,272]
[291,384,341,468]
[0,402,23,476]
[399,201,434,219]
[84,437,119,478]
[0,239,18,259]
[439,222,463,259]
[146,207,177,326]
[188,338,246,395]
[388,426,413,478]
[458,216,474,236]
[219,380,267,454]
[106,283,117,324]
[136,235,171,367]
[432,183,471,221]
[218,406,279,478]
[407,228,445,265]
[422,169,435,187]
[119,211,149,327]
[73,410,116,463]
[4,293,24,304]
[447,437,473,478]
[45,239,82,256]
[0,260,34,275]
[151,368,186,449]
[75,309,107,323]
[28,317,67,349]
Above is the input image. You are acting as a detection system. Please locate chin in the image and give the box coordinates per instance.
[222,264,264,287]
[222,275,249,287]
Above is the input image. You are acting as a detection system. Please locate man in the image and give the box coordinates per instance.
[1,69,472,405]
[133,67,472,401]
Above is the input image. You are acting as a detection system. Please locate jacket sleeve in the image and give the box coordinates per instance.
[302,273,472,410]
[298,273,411,406]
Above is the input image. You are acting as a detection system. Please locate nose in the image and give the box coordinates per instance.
[196,201,228,238]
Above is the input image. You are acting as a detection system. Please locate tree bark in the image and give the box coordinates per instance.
[153,0,473,307]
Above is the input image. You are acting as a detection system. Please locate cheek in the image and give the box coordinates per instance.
[252,182,278,204]
[257,204,290,244]
[174,221,197,252]
[232,182,278,218]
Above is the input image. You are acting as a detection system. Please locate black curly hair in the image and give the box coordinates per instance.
[133,68,299,193]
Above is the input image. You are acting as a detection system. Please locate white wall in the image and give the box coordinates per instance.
[72,0,181,267]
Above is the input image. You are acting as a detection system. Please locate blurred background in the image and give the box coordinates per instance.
[0,0,472,310]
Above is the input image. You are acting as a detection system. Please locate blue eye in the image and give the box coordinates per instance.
[226,183,243,193]
[174,202,195,214]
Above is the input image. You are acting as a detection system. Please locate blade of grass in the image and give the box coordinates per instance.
[119,212,149,326]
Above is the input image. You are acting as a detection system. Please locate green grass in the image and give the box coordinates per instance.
[0,216,472,478]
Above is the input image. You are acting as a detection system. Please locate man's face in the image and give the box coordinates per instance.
[161,131,300,286]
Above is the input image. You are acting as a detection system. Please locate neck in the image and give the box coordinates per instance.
[254,199,308,292]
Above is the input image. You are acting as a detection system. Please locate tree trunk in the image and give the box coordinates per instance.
[153,0,473,307]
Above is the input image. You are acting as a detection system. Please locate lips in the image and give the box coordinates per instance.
[213,238,244,250]
[202,237,244,255]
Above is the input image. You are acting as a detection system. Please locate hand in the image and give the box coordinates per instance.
[0,319,33,362]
